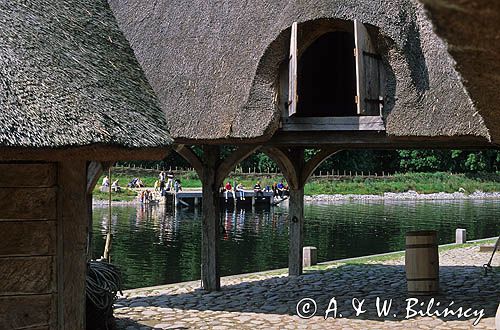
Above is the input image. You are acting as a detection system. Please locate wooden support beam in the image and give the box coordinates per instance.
[215,145,261,186]
[201,145,220,291]
[178,144,263,291]
[0,146,169,161]
[287,148,304,276]
[262,147,299,189]
[58,161,88,329]
[263,147,305,275]
[175,145,203,177]
[288,186,305,276]
[263,147,340,276]
[300,149,341,186]
[268,132,493,149]
[86,161,103,194]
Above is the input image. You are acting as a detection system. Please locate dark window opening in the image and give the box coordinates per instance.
[297,31,357,117]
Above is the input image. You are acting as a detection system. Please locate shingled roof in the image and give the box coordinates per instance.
[109,0,491,144]
[419,0,500,145]
[0,0,171,148]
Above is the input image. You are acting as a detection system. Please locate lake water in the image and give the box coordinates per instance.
[91,200,500,289]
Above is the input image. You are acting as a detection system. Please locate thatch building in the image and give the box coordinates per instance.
[0,1,171,329]
[1,0,499,327]
[108,0,499,292]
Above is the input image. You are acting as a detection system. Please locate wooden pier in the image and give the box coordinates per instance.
[165,190,277,207]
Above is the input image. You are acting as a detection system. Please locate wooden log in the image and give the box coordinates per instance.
[57,161,88,329]
[0,188,57,220]
[0,256,56,295]
[201,146,220,291]
[289,187,304,276]
[0,221,56,256]
[0,163,56,187]
[0,294,56,330]
[405,231,439,295]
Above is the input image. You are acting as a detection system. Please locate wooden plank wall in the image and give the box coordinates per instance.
[0,163,58,330]
[0,161,89,330]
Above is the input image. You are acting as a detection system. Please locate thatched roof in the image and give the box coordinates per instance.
[109,0,491,144]
[0,0,171,148]
[418,0,500,145]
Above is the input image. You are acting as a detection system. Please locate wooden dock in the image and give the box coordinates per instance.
[166,190,277,207]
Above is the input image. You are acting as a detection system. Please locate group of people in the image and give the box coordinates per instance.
[101,176,121,192]
[223,181,246,201]
[272,180,289,198]
[154,171,178,195]
[222,180,289,201]
[140,190,154,203]
[127,177,145,188]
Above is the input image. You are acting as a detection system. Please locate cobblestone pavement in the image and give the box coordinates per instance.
[114,244,499,329]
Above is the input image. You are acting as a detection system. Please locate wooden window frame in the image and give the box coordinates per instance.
[285,20,385,131]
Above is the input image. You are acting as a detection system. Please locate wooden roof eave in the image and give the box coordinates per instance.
[0,145,170,162]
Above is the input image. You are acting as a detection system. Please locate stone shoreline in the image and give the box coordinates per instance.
[304,190,500,202]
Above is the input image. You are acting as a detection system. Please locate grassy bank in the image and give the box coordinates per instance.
[305,237,498,273]
[93,171,500,201]
[305,172,500,195]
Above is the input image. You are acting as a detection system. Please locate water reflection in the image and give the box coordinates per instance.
[92,200,500,289]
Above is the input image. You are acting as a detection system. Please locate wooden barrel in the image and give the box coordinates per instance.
[405,231,439,295]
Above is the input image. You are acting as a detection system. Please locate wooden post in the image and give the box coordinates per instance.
[303,246,318,267]
[288,148,304,276]
[456,228,466,244]
[58,161,88,329]
[289,186,304,276]
[103,167,112,261]
[201,145,220,291]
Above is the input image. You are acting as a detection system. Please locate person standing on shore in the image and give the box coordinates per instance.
[158,171,166,195]
[102,175,110,187]
[111,179,121,192]
[166,171,174,191]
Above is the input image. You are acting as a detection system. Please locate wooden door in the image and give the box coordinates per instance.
[354,19,385,116]
[288,21,298,117]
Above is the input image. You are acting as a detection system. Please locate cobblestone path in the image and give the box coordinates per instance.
[114,244,499,329]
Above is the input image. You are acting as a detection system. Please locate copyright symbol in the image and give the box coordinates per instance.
[296,298,317,319]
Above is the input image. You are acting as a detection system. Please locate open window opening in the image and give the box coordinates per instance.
[297,31,356,117]
[284,19,386,130]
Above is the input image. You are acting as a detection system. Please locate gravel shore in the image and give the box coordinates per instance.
[304,190,500,202]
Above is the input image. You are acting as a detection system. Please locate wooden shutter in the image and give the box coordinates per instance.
[354,19,384,116]
[288,22,298,117]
